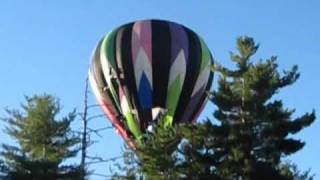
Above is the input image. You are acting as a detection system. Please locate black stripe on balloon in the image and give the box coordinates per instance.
[174,28,202,124]
[151,20,171,108]
[206,54,214,92]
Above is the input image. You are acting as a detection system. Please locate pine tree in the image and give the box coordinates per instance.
[113,37,315,180]
[179,36,315,179]
[1,94,81,180]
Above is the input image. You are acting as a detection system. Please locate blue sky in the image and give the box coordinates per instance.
[0,0,319,179]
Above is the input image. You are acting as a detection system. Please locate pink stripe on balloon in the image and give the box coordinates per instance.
[119,87,125,100]
[132,20,152,64]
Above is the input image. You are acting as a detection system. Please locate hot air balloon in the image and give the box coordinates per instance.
[88,19,213,147]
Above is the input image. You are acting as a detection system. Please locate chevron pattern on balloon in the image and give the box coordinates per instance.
[165,24,189,120]
[166,49,187,117]
[132,21,153,109]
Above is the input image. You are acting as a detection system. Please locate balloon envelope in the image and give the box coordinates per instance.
[89,19,213,146]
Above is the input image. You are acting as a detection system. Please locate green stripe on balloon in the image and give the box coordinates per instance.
[119,88,142,141]
[165,49,187,126]
[124,112,141,139]
[199,37,211,72]
[100,32,122,113]
[102,30,117,70]
[164,74,183,126]
[164,23,188,126]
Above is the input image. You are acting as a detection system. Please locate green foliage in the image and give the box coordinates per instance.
[191,36,315,179]
[111,147,141,180]
[176,122,224,179]
[1,94,81,180]
[279,161,314,180]
[112,123,182,179]
[136,123,181,180]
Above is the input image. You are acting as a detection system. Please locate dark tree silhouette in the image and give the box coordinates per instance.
[1,94,81,180]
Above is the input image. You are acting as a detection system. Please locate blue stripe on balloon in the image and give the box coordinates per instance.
[139,73,153,109]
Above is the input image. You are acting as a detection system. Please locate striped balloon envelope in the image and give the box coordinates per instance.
[88,19,213,147]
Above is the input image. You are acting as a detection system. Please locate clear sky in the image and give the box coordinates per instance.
[0,0,319,179]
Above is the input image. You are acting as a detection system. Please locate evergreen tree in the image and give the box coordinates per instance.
[180,36,315,179]
[1,94,81,180]
[113,37,315,180]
